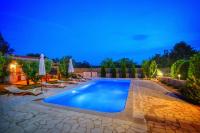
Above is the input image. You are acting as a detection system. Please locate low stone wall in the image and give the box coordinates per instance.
[74,68,142,78]
[159,77,186,88]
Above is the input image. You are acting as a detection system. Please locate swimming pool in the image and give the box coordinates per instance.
[43,79,131,113]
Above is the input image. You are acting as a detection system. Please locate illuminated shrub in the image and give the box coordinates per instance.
[188,53,200,88]
[142,60,150,78]
[176,60,189,80]
[180,53,200,104]
[170,60,184,79]
[149,60,157,78]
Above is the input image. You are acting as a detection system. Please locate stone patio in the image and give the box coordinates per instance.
[0,79,200,133]
[134,80,200,133]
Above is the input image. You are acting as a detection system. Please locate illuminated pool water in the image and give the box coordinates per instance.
[43,79,131,113]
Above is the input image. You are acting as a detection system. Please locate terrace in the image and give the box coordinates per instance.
[1,79,200,133]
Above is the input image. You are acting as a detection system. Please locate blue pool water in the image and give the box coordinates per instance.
[43,79,131,113]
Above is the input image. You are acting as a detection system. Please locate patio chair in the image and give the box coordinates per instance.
[5,86,42,96]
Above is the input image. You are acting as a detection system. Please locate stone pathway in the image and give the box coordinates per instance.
[0,102,146,133]
[132,80,200,133]
[0,82,146,133]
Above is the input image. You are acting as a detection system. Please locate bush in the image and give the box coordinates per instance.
[121,62,126,78]
[19,60,40,85]
[170,60,185,79]
[101,66,106,77]
[188,53,200,88]
[180,86,200,104]
[0,52,11,82]
[130,64,136,78]
[176,60,189,80]
[59,56,70,78]
[179,53,200,104]
[142,60,150,78]
[149,60,157,78]
[111,65,117,78]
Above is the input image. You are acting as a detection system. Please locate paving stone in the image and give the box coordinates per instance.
[103,128,113,133]
[91,127,103,133]
[62,124,72,133]
[2,80,200,133]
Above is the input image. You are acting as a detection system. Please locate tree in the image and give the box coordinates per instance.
[26,53,40,57]
[151,52,170,68]
[0,33,14,55]
[170,63,176,78]
[177,60,189,80]
[150,42,197,68]
[19,61,40,85]
[101,58,114,68]
[0,52,11,82]
[130,64,136,78]
[170,60,185,79]
[142,60,150,78]
[116,58,134,68]
[120,61,126,78]
[59,56,71,78]
[45,59,53,81]
[149,60,157,78]
[111,65,117,78]
[101,66,106,77]
[188,53,200,89]
[52,58,60,63]
[74,60,91,68]
[170,41,197,63]
[179,53,200,104]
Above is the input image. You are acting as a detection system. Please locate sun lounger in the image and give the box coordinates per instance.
[68,77,88,82]
[42,82,67,88]
[5,86,42,96]
[57,80,78,84]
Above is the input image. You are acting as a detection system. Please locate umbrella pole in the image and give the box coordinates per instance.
[41,76,43,92]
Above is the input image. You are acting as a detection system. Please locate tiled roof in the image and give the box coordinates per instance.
[12,55,39,61]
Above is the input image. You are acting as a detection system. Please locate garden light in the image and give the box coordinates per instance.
[178,74,181,80]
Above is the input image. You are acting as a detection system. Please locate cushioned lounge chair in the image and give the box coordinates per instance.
[5,86,42,96]
[57,80,79,84]
[42,82,67,88]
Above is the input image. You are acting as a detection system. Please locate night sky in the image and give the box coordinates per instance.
[0,0,200,65]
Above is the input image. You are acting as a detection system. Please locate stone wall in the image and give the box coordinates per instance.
[74,68,142,78]
[159,77,186,88]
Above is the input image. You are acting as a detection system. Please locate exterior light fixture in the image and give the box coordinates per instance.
[10,63,17,72]
[178,74,181,80]
[157,69,163,77]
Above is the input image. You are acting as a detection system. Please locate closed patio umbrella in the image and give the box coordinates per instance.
[39,54,46,91]
[68,58,74,73]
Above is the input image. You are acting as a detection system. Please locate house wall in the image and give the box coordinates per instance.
[8,61,26,83]
[74,68,142,78]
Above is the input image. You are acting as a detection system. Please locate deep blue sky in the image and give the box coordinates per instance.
[0,0,200,65]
